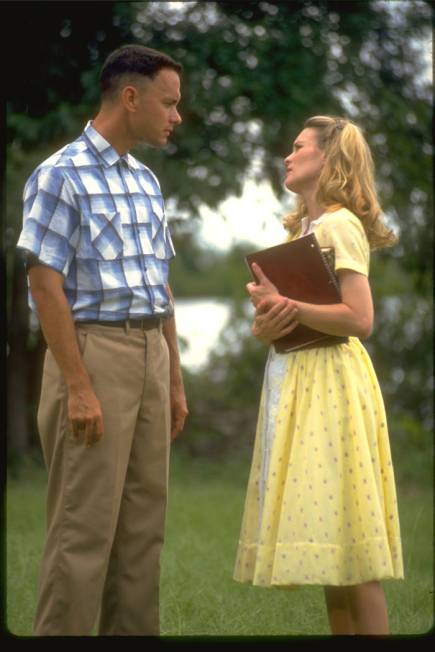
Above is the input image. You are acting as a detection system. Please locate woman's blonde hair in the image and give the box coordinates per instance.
[283,115,397,249]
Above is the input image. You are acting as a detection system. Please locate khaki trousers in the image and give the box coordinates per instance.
[33,322,171,636]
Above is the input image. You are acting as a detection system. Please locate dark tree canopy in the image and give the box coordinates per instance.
[6,1,432,283]
[4,0,433,459]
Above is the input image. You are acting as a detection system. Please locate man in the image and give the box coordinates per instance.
[16,44,188,636]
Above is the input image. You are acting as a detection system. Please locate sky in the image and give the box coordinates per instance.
[197,178,295,251]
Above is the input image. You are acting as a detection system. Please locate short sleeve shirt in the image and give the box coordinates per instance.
[16,121,176,321]
[299,208,370,277]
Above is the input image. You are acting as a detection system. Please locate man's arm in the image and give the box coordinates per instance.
[163,286,188,440]
[28,262,103,447]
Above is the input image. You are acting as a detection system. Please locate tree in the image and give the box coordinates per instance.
[5,0,432,459]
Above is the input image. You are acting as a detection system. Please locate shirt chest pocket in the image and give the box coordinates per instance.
[88,212,124,260]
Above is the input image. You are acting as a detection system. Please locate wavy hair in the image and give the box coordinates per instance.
[283,115,397,249]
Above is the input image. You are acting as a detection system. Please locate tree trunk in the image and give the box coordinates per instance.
[7,255,31,460]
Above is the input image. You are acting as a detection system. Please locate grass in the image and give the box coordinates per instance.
[5,448,434,638]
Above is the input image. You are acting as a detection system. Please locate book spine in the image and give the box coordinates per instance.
[275,332,331,353]
[315,242,341,296]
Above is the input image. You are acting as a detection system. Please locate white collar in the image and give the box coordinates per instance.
[300,213,326,235]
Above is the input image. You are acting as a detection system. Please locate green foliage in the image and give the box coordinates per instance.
[180,308,266,457]
[170,229,253,299]
[7,0,432,300]
[7,0,432,280]
[5,1,432,463]
[7,3,432,241]
[368,254,433,430]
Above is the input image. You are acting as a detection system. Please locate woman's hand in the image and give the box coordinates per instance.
[252,296,299,345]
[246,263,280,307]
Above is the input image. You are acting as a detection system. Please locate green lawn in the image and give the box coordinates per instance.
[6,449,433,637]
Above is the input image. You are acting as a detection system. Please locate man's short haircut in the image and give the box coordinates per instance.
[100,44,183,99]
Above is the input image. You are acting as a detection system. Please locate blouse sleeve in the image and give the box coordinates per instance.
[323,211,370,277]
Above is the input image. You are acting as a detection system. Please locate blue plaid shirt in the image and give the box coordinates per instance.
[17,121,176,321]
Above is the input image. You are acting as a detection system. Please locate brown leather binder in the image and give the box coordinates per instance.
[245,233,348,353]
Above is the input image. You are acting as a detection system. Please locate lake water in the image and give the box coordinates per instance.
[174,298,234,371]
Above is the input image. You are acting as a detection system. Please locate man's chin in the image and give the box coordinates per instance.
[135,137,167,150]
[151,134,169,148]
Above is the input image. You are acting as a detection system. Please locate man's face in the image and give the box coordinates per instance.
[131,68,182,147]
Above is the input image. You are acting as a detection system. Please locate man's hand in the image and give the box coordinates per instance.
[68,386,104,448]
[253,296,299,345]
[246,263,280,307]
[170,386,188,441]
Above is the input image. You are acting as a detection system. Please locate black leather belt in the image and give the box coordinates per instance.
[77,318,162,330]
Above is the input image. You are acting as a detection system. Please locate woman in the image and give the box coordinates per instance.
[233,116,404,635]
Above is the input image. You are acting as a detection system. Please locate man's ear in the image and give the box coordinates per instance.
[121,85,140,113]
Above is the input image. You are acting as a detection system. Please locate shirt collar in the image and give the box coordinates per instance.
[83,121,132,169]
[301,213,326,234]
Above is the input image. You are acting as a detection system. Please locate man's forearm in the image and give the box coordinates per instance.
[162,313,184,390]
[163,287,188,439]
[25,254,90,391]
[163,286,185,387]
[31,282,92,391]
[29,265,103,446]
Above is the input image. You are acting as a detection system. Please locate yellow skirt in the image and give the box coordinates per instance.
[234,338,404,587]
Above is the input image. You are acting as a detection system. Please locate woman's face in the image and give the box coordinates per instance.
[284,128,325,194]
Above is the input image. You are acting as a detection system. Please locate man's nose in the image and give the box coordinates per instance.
[172,109,182,125]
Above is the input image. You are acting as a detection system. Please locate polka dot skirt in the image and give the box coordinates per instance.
[233,338,404,588]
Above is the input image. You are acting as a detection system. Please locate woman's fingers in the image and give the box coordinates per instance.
[252,295,300,343]
[258,303,297,329]
[250,263,276,290]
[277,319,299,337]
